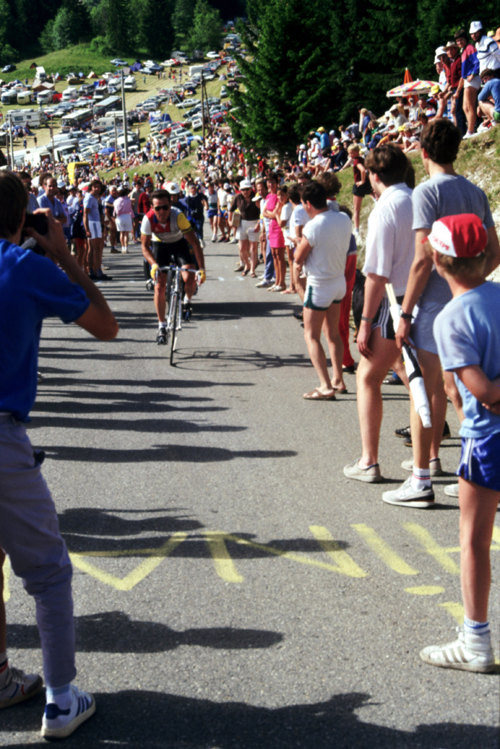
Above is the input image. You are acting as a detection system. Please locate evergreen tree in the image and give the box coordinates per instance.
[52,1,91,49]
[232,0,335,156]
[172,0,195,48]
[0,0,13,52]
[187,0,222,53]
[140,0,175,59]
[106,0,130,52]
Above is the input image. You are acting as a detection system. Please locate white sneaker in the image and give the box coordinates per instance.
[0,666,43,709]
[121,247,128,254]
[230,236,238,244]
[420,627,495,673]
[401,458,443,476]
[444,483,459,497]
[211,234,217,242]
[41,685,96,739]
[382,477,434,508]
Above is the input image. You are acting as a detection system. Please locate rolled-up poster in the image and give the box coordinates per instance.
[386,283,432,429]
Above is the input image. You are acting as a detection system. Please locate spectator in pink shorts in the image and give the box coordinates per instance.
[263,173,286,292]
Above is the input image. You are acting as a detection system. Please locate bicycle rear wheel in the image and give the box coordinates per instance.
[169,292,179,366]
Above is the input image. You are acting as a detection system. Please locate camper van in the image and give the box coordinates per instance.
[62,87,78,102]
[189,65,205,78]
[1,90,18,105]
[123,76,137,92]
[36,66,47,82]
[17,90,33,105]
[36,90,53,105]
[7,109,46,128]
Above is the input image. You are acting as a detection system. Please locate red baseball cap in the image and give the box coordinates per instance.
[428,214,487,258]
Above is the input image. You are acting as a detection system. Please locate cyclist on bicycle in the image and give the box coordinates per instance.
[141,189,206,344]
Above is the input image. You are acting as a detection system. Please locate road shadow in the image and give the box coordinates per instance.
[1,689,498,748]
[30,416,245,434]
[44,445,297,463]
[7,611,284,653]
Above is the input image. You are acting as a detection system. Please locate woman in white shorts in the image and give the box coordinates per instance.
[113,187,135,253]
[228,180,260,276]
[295,181,352,400]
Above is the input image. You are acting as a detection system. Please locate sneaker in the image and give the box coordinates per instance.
[444,483,459,498]
[293,310,303,321]
[230,236,238,244]
[110,247,120,254]
[343,458,383,483]
[255,279,274,288]
[0,666,43,710]
[182,303,192,321]
[382,477,434,508]
[121,247,128,253]
[420,627,495,673]
[211,235,217,242]
[395,425,411,439]
[401,458,443,476]
[41,685,96,739]
[156,328,167,345]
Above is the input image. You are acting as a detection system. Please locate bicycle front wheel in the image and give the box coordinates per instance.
[169,292,179,366]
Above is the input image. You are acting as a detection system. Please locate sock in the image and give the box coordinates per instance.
[46,683,72,709]
[0,654,9,690]
[159,321,167,329]
[464,617,490,637]
[411,466,431,492]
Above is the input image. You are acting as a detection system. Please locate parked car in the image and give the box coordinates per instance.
[206,51,220,59]
[110,58,129,66]
[2,64,16,73]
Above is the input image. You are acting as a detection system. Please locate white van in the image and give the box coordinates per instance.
[123,76,137,91]
[62,87,78,101]
[36,90,53,105]
[189,65,205,78]
[36,66,47,81]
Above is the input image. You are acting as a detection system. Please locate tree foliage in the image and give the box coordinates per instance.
[172,0,196,48]
[140,0,175,59]
[106,0,130,53]
[187,0,222,53]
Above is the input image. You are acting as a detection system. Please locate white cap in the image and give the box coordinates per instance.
[240,179,252,189]
[469,21,483,34]
[435,45,447,57]
[223,182,230,189]
[299,144,305,149]
[166,181,180,194]
[312,137,319,143]
[57,179,66,188]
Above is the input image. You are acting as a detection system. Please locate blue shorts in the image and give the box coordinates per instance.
[207,209,217,218]
[219,209,227,218]
[457,432,500,492]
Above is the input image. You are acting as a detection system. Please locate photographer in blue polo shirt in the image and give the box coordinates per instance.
[0,172,118,738]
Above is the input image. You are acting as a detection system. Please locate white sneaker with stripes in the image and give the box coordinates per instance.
[42,685,96,739]
[420,627,495,673]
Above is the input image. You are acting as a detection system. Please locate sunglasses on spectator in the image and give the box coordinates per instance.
[153,204,170,212]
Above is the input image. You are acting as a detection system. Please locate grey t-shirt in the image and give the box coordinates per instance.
[412,174,494,312]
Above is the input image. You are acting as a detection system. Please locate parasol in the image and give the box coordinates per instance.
[387,80,439,97]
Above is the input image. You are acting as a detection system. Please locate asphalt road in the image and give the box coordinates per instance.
[1,232,499,748]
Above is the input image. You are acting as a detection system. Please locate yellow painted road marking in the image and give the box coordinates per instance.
[351,523,418,575]
[223,532,368,578]
[69,533,187,591]
[439,601,464,624]
[203,532,244,583]
[309,526,367,578]
[403,523,460,575]
[405,585,444,595]
[2,556,11,603]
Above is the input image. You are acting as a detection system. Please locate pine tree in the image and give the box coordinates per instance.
[232,0,335,156]
[106,0,130,52]
[140,0,175,59]
[172,0,196,48]
[52,1,91,50]
[187,0,222,53]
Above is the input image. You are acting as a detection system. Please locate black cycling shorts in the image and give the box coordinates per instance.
[152,238,194,269]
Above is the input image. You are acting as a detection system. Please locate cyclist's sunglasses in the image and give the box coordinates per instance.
[153,204,170,212]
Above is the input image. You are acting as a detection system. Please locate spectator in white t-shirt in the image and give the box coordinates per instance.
[295,181,352,400]
[344,145,414,484]
[288,183,309,299]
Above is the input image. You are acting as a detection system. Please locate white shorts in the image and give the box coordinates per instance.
[116,215,133,232]
[88,221,102,239]
[236,219,260,242]
[304,277,346,311]
[464,75,481,90]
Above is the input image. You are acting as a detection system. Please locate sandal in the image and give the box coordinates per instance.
[332,385,348,394]
[242,268,250,276]
[249,272,257,278]
[303,388,336,401]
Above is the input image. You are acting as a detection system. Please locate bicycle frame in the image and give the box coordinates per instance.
[156,265,199,365]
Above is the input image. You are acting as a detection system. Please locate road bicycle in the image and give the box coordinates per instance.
[156,265,200,366]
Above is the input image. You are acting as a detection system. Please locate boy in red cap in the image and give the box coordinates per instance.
[420,213,499,672]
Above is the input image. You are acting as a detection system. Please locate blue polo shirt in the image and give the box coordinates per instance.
[478,78,500,112]
[38,193,63,218]
[0,240,89,421]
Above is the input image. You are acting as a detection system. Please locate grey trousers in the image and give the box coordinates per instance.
[0,416,76,688]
